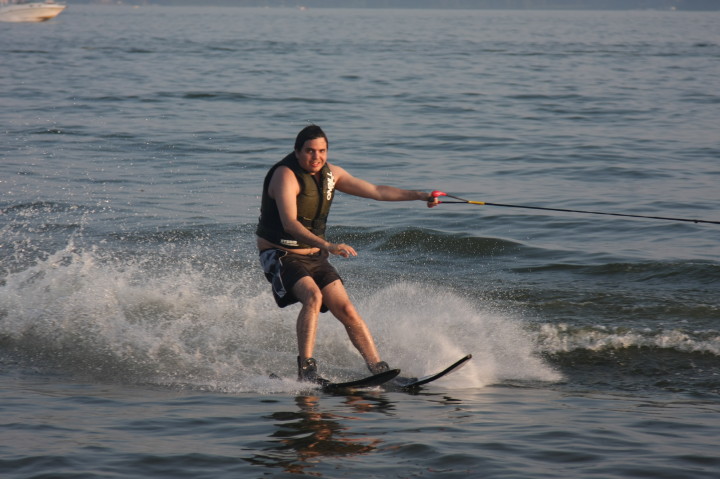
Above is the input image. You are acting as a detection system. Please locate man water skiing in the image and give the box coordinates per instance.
[257,125,438,383]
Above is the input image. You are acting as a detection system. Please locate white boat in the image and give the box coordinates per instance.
[0,0,66,23]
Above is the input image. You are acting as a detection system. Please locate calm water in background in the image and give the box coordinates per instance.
[2,5,719,478]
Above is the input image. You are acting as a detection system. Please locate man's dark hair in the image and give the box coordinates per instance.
[294,125,328,152]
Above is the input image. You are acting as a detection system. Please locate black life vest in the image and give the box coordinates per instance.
[256,152,336,249]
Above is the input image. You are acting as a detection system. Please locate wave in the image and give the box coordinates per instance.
[2,201,79,216]
[334,226,524,258]
[2,218,717,394]
[0,243,560,393]
[512,261,720,285]
[535,323,720,356]
[533,323,720,394]
[336,226,719,282]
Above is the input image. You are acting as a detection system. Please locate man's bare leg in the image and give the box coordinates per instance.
[291,276,324,360]
[321,280,382,367]
[291,276,327,382]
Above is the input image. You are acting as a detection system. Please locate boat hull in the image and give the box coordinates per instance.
[0,3,66,22]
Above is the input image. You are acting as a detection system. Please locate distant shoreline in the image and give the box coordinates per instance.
[66,1,720,13]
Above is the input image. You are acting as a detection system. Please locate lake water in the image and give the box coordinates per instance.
[1,5,719,478]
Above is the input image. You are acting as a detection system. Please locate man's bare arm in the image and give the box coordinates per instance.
[331,164,437,205]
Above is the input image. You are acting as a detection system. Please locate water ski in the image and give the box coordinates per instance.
[322,368,401,392]
[270,368,401,392]
[389,354,472,390]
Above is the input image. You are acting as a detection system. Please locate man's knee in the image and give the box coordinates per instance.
[295,283,324,312]
[333,301,360,323]
[306,290,324,312]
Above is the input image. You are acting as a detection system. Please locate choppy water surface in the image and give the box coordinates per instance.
[1,6,719,478]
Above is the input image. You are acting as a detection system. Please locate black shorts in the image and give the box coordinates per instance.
[259,249,342,312]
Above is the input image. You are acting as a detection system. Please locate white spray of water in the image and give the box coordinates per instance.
[352,283,562,387]
[0,245,561,393]
[536,323,720,356]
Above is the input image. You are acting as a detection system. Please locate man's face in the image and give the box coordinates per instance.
[295,137,328,175]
